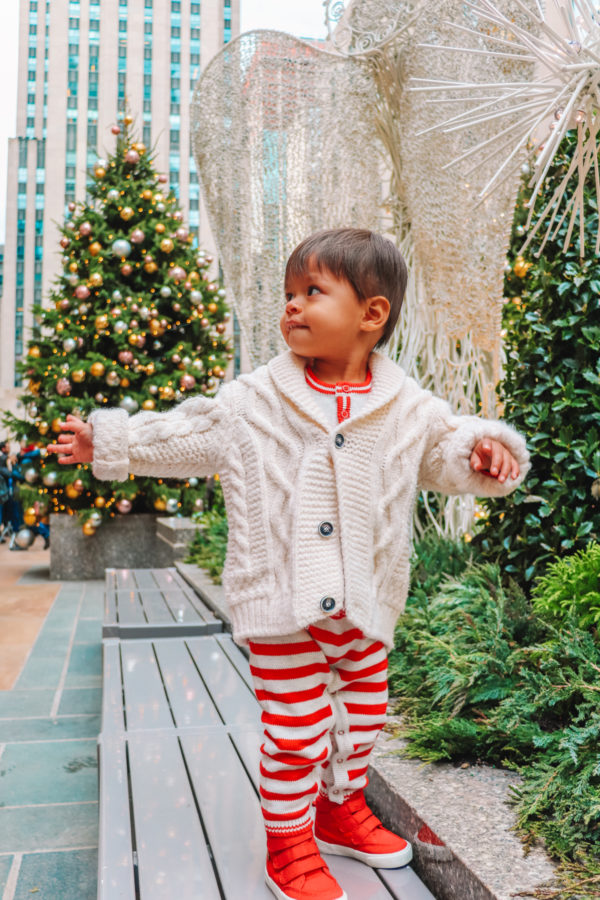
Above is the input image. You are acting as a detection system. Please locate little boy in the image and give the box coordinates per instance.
[51,228,529,900]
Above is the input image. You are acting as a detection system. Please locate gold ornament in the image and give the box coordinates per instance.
[134,142,146,154]
[29,380,41,395]
[154,192,164,203]
[216,322,227,334]
[120,207,134,221]
[89,241,102,256]
[51,417,63,433]
[207,302,218,314]
[56,323,64,332]
[141,189,153,201]
[149,318,165,336]
[94,496,106,508]
[89,272,103,287]
[65,482,82,499]
[213,366,225,379]
[189,271,199,283]
[24,508,37,526]
[82,521,96,536]
[95,314,109,332]
[94,167,106,179]
[28,345,41,358]
[90,362,106,377]
[69,262,78,273]
[155,223,165,234]
[128,333,138,346]
[160,238,174,254]
[144,260,158,273]
[38,420,49,435]
[142,399,156,410]
[123,114,133,125]
[153,497,167,511]
[120,377,130,387]
[513,256,532,279]
[72,368,86,383]
[146,363,155,375]
[159,386,175,401]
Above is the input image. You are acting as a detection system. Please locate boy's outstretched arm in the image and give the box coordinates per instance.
[469,438,520,484]
[48,415,94,464]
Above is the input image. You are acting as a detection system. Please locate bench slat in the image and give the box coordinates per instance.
[216,634,255,690]
[114,590,148,625]
[101,639,125,735]
[97,735,135,900]
[187,636,260,726]
[180,729,272,899]
[128,732,221,899]
[378,866,437,900]
[120,641,173,731]
[114,569,138,590]
[136,589,179,624]
[153,639,223,728]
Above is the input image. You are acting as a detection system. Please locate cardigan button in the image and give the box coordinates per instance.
[334,433,345,448]
[320,596,336,614]
[318,521,334,537]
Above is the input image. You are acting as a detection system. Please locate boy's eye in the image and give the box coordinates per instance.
[307,285,321,296]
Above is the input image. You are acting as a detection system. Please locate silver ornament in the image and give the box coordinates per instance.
[165,497,179,514]
[119,395,139,414]
[217,288,226,298]
[14,527,35,549]
[63,338,77,353]
[188,477,199,487]
[43,470,58,487]
[190,290,203,306]
[160,286,172,298]
[112,290,123,302]
[106,189,120,202]
[89,511,103,527]
[139,306,150,320]
[114,320,128,334]
[105,371,120,387]
[24,467,38,484]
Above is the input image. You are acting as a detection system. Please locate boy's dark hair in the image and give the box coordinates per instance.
[285,227,407,348]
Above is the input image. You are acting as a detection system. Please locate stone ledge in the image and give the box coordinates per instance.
[175,560,556,900]
[156,516,198,558]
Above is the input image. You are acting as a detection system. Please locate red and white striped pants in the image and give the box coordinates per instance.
[248,612,388,836]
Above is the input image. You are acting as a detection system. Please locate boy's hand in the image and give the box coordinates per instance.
[47,415,94,465]
[470,439,520,484]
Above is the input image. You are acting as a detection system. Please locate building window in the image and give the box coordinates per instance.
[190,27,200,39]
[143,125,151,146]
[119,19,127,32]
[171,26,180,37]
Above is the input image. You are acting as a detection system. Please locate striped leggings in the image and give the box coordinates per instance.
[248,612,388,836]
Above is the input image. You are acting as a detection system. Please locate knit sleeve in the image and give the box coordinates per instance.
[88,384,236,483]
[417,396,530,497]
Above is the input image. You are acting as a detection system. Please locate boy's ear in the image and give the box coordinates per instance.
[360,295,390,333]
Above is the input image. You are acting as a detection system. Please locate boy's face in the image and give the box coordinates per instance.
[280,262,367,362]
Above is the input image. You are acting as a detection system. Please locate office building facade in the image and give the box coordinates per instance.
[0,0,239,413]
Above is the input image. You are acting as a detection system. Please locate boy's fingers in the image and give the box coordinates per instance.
[511,460,520,480]
[498,453,512,483]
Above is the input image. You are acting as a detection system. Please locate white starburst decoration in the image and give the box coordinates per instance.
[411,0,600,256]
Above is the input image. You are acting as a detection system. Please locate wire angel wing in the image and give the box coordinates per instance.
[191,30,381,368]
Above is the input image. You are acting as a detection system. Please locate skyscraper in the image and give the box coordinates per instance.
[0,0,239,414]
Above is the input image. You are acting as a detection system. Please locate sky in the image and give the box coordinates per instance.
[0,0,329,243]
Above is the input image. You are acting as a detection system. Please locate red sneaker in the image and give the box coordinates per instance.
[265,827,347,900]
[314,790,413,868]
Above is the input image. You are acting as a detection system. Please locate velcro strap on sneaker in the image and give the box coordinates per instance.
[279,854,326,884]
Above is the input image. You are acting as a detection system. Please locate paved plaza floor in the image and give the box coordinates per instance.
[0,542,102,899]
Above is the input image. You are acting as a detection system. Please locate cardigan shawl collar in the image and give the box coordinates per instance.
[267,350,407,430]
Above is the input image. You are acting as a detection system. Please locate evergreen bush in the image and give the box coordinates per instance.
[474,131,600,589]
[531,542,600,631]
[186,481,228,582]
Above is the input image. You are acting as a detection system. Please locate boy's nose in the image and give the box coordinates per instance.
[285,297,302,315]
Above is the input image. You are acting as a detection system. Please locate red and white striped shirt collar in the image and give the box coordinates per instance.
[305,365,372,424]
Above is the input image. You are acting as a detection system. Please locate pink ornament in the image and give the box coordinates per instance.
[111,124,121,135]
[184,281,192,291]
[180,374,196,391]
[172,303,181,313]
[175,227,189,242]
[136,334,146,348]
[59,298,71,311]
[130,228,145,244]
[172,211,183,222]
[125,148,140,165]
[75,285,90,300]
[172,354,181,364]
[79,222,92,236]
[116,498,132,514]
[60,237,70,249]
[169,266,186,282]
[121,263,132,276]
[56,377,72,396]
[158,174,168,183]
[77,337,84,348]
[118,350,134,365]
[68,201,76,212]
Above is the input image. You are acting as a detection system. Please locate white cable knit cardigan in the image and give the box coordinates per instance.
[89,349,530,649]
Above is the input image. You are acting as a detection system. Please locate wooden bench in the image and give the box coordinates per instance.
[103,567,223,639]
[98,574,437,900]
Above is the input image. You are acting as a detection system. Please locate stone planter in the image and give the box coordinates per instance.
[49,513,197,580]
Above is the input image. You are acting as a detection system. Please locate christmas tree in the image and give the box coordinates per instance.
[3,116,232,537]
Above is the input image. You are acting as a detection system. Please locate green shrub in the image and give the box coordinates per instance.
[186,483,228,583]
[474,130,600,589]
[532,543,600,631]
[389,555,600,869]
